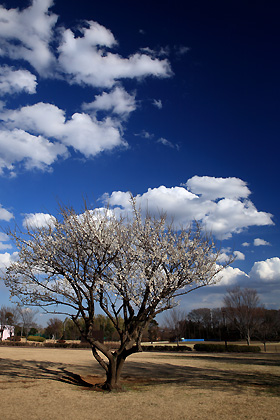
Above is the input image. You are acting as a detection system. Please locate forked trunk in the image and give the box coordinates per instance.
[103,355,126,391]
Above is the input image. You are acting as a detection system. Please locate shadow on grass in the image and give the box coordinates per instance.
[0,356,279,395]
[153,353,280,367]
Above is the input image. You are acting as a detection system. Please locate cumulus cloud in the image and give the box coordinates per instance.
[202,198,273,239]
[0,232,12,250]
[214,266,249,287]
[0,1,173,174]
[233,251,245,260]
[23,212,56,229]
[242,242,250,247]
[184,176,251,200]
[203,256,280,290]
[82,86,136,117]
[103,176,274,239]
[0,102,126,173]
[0,0,57,74]
[0,1,172,88]
[0,252,18,270]
[0,243,12,251]
[253,238,271,246]
[218,248,245,263]
[250,257,280,282]
[0,205,13,221]
[0,128,68,175]
[58,21,172,87]
[0,66,37,95]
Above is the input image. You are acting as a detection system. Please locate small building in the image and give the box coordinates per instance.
[0,325,15,340]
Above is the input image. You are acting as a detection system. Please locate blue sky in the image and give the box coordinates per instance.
[0,0,279,323]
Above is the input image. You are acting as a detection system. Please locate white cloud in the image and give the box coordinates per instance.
[0,205,14,221]
[202,198,273,239]
[175,45,190,56]
[0,102,127,172]
[157,137,179,150]
[0,0,57,74]
[103,176,274,239]
[140,46,170,58]
[0,1,172,86]
[0,66,37,95]
[82,86,136,117]
[107,185,213,224]
[135,130,154,139]
[0,252,18,269]
[0,243,12,251]
[60,113,126,157]
[0,1,173,175]
[23,213,56,229]
[214,265,249,287]
[250,257,280,282]
[153,99,162,109]
[58,21,172,87]
[0,128,68,175]
[184,176,251,200]
[0,232,12,250]
[242,242,250,247]
[218,248,245,263]
[233,251,245,260]
[253,238,271,246]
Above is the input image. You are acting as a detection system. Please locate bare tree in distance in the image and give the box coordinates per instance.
[4,200,232,391]
[164,308,187,343]
[17,306,38,340]
[188,307,212,340]
[223,287,262,345]
[254,308,280,351]
[188,308,212,327]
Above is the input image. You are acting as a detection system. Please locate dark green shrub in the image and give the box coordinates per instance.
[227,345,261,353]
[194,343,225,352]
[27,335,46,342]
[44,342,68,348]
[43,341,91,348]
[6,336,21,342]
[0,340,31,346]
[194,343,261,353]
[142,345,192,352]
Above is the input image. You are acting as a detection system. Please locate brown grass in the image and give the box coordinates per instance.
[0,346,279,420]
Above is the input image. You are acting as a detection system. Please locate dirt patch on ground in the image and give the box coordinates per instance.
[0,347,279,419]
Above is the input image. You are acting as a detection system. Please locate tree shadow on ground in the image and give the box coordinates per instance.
[0,356,279,395]
[191,353,280,367]
[0,358,103,388]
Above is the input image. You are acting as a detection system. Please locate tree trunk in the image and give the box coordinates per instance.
[103,354,126,391]
[246,329,250,345]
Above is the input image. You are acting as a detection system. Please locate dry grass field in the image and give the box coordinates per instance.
[0,346,279,420]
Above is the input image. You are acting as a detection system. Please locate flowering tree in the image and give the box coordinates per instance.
[4,202,231,390]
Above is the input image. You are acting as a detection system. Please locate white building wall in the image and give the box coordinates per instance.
[0,325,14,340]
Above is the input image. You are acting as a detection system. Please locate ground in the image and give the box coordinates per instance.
[0,345,279,419]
